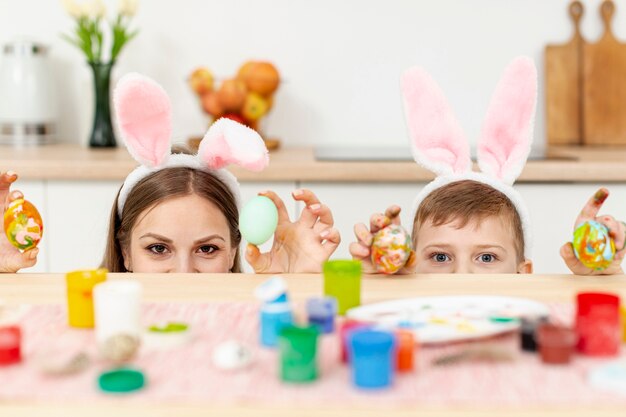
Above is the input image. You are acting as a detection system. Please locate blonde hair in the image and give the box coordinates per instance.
[413,180,524,262]
[102,167,242,272]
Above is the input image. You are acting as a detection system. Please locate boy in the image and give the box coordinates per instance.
[350,183,625,275]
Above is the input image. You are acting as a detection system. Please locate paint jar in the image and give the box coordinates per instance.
[254,276,288,303]
[620,306,626,344]
[323,260,361,315]
[396,329,416,372]
[260,302,293,348]
[349,328,395,389]
[93,280,143,344]
[306,296,337,334]
[0,326,21,365]
[65,268,107,328]
[536,323,577,365]
[520,316,549,352]
[279,324,319,383]
[339,319,370,363]
[575,292,621,356]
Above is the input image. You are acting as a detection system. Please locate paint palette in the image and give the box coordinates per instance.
[347,295,550,345]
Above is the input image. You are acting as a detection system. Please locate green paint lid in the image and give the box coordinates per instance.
[98,368,146,393]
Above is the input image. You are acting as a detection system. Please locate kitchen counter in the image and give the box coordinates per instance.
[1,143,626,182]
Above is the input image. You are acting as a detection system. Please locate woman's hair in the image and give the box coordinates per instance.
[413,180,525,263]
[102,167,242,272]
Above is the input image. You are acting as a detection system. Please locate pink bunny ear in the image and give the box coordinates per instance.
[401,67,471,176]
[114,73,172,168]
[477,56,537,185]
[197,118,269,172]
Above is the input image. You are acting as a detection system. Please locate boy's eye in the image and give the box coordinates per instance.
[478,253,496,263]
[147,244,168,254]
[197,245,218,254]
[431,253,450,263]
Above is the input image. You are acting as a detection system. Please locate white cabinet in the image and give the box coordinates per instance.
[302,182,626,274]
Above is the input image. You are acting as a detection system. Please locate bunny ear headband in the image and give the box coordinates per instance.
[401,56,537,258]
[113,73,269,216]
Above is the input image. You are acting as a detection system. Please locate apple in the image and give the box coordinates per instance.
[242,92,269,121]
[189,67,214,95]
[217,79,247,112]
[201,92,224,118]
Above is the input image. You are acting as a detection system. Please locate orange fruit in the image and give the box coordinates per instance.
[189,67,214,95]
[217,79,247,112]
[201,92,224,118]
[242,92,269,121]
[240,62,280,96]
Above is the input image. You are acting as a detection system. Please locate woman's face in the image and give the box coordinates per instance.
[123,194,237,273]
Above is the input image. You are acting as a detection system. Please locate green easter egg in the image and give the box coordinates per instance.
[239,196,278,245]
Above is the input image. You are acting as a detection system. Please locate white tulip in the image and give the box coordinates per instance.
[61,0,86,19]
[85,0,107,19]
[118,0,139,17]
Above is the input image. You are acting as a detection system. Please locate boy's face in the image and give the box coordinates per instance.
[413,216,532,274]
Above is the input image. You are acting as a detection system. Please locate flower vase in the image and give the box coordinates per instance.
[88,61,116,148]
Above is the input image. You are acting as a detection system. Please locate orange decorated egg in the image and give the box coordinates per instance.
[3,198,43,251]
[371,224,412,275]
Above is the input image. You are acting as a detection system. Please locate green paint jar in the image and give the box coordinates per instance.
[279,325,319,383]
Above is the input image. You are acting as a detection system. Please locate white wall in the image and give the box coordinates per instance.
[2,0,625,148]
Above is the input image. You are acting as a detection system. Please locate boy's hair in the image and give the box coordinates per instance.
[102,167,242,272]
[413,180,525,262]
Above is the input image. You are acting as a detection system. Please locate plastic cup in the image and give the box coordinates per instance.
[348,328,396,389]
[65,269,107,328]
[536,323,577,365]
[575,292,621,356]
[323,260,361,315]
[93,280,143,344]
[279,324,319,383]
[306,296,338,334]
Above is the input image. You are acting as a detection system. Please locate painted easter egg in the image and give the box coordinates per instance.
[371,224,412,275]
[573,220,615,270]
[3,199,43,251]
[239,196,278,245]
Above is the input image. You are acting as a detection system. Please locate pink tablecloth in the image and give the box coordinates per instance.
[0,302,625,407]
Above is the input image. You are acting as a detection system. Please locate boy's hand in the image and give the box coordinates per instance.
[0,171,39,273]
[245,189,340,273]
[560,188,625,275]
[349,205,416,274]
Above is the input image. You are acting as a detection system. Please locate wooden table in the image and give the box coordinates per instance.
[2,272,626,416]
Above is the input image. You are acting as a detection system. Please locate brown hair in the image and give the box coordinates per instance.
[102,167,242,272]
[413,180,524,262]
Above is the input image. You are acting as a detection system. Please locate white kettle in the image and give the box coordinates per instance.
[0,39,57,145]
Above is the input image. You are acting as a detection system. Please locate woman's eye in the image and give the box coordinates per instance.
[198,245,218,254]
[147,244,168,254]
[479,253,496,263]
[431,253,450,263]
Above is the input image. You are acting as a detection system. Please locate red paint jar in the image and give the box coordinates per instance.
[536,323,576,365]
[339,319,370,363]
[575,292,621,356]
[0,326,21,365]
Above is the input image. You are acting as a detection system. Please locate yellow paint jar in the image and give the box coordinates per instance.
[65,269,107,328]
[621,306,626,343]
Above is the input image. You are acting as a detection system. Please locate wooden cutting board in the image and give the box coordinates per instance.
[545,1,584,145]
[583,0,626,145]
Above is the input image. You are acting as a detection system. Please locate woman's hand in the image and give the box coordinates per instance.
[560,188,625,275]
[349,205,416,274]
[245,189,340,273]
[0,171,39,273]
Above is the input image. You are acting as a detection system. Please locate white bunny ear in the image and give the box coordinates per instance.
[401,67,471,176]
[114,73,172,168]
[197,118,269,172]
[477,56,537,185]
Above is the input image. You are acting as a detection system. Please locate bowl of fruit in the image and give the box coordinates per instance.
[188,61,281,150]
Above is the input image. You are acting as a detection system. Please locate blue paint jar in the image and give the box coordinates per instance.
[306,296,338,334]
[348,328,395,389]
[260,302,293,347]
